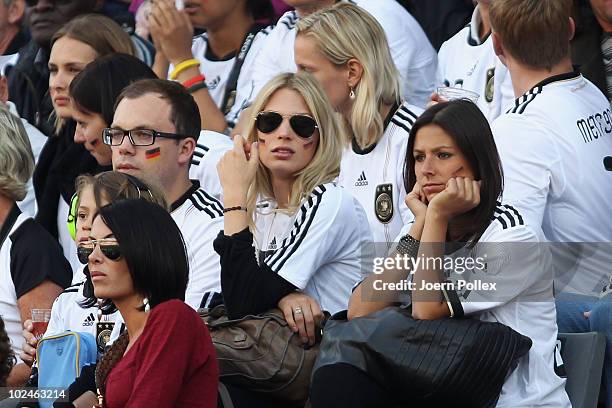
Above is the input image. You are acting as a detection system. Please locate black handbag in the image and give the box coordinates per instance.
[314,306,532,408]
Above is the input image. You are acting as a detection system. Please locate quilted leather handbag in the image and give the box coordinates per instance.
[314,306,532,408]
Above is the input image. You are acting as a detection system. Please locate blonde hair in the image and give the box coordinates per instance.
[50,14,136,135]
[296,2,401,148]
[244,72,345,230]
[489,0,572,70]
[0,104,34,202]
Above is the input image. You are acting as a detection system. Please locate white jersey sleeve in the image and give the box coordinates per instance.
[492,112,562,229]
[189,130,233,201]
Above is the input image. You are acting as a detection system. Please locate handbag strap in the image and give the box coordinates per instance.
[218,383,235,408]
[220,24,264,115]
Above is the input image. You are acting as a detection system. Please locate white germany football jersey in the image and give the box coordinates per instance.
[189,130,233,201]
[437,5,514,122]
[45,280,119,341]
[254,183,373,314]
[251,0,438,108]
[393,203,570,407]
[170,181,224,309]
[492,72,612,295]
[338,102,421,251]
[187,26,273,129]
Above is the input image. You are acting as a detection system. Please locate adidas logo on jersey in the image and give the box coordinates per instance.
[268,237,277,250]
[83,313,95,327]
[355,171,368,187]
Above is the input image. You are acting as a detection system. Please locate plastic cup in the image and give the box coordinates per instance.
[437,86,480,103]
[31,309,51,340]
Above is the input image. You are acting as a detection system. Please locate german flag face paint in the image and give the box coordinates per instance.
[145,147,161,161]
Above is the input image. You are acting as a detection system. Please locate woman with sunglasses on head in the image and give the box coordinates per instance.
[19,172,166,406]
[295,3,423,255]
[215,71,372,406]
[310,100,570,408]
[88,199,218,407]
[33,14,137,274]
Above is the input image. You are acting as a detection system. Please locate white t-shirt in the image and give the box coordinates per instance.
[171,181,224,309]
[189,130,233,201]
[395,203,570,407]
[338,102,421,253]
[0,208,72,361]
[183,25,273,129]
[492,72,612,295]
[437,5,514,122]
[44,280,119,351]
[251,0,438,108]
[5,102,46,218]
[254,182,372,314]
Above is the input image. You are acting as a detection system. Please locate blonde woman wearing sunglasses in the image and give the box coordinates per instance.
[216,71,371,340]
[215,70,372,406]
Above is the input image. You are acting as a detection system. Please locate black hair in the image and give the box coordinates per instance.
[97,199,189,310]
[0,317,15,387]
[70,53,157,126]
[247,0,275,23]
[403,100,504,245]
[115,78,201,139]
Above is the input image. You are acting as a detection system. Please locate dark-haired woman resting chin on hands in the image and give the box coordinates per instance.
[313,100,571,408]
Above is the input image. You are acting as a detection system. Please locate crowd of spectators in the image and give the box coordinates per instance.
[0,0,610,407]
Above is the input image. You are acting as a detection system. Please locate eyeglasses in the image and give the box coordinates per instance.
[77,239,122,265]
[25,0,73,6]
[102,128,193,147]
[254,111,318,139]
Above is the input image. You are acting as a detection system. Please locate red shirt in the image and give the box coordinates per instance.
[105,300,218,407]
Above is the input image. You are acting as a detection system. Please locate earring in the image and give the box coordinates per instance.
[349,87,356,100]
[97,299,103,322]
[142,297,150,313]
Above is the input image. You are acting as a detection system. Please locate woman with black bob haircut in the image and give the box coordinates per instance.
[70,53,157,167]
[317,100,570,407]
[89,199,218,407]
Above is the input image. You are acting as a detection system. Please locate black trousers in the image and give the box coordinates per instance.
[310,363,396,408]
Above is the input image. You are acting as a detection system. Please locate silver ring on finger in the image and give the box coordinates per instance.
[294,306,303,315]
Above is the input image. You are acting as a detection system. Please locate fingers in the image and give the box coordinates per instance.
[249,141,259,164]
[297,304,315,345]
[233,133,245,152]
[279,302,298,333]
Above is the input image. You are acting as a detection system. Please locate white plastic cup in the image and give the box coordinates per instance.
[436,86,480,103]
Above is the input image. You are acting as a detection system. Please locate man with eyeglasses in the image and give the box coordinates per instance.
[108,78,224,312]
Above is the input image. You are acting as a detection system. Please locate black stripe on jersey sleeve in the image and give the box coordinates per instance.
[190,189,224,218]
[196,143,210,152]
[395,111,416,126]
[193,150,205,158]
[196,189,224,215]
[391,118,412,134]
[502,204,524,225]
[265,185,326,273]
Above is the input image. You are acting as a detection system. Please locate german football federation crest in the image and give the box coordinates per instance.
[485,68,495,103]
[96,322,115,353]
[375,183,393,223]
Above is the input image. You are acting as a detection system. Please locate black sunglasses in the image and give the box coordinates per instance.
[77,239,122,265]
[255,111,318,139]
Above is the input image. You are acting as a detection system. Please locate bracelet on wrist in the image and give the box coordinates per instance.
[182,74,206,88]
[223,206,247,214]
[187,81,208,94]
[169,58,200,80]
[396,234,420,258]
